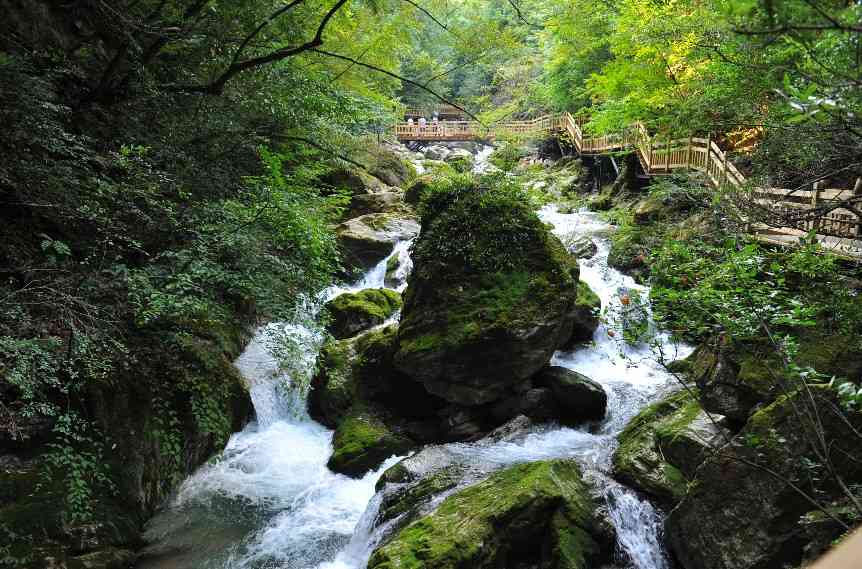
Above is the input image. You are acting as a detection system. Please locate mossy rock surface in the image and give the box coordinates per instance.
[564,281,601,346]
[394,181,580,406]
[310,325,446,476]
[326,288,402,339]
[612,389,725,507]
[327,408,414,477]
[368,459,605,569]
[667,386,862,569]
[405,175,434,205]
[443,151,474,173]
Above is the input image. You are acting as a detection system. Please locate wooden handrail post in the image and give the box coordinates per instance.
[722,147,729,188]
[686,137,693,170]
[666,137,671,171]
[812,181,822,207]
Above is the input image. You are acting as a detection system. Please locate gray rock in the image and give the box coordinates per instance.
[337,214,419,272]
[346,191,409,218]
[535,366,607,422]
[567,235,598,259]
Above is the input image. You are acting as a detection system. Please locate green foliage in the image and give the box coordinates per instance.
[41,414,117,524]
[489,143,528,172]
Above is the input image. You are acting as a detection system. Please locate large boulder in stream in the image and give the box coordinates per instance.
[666,386,862,569]
[325,288,402,339]
[394,178,581,406]
[368,459,611,569]
[337,214,419,273]
[534,366,607,422]
[310,325,447,477]
[612,389,729,508]
[443,149,474,173]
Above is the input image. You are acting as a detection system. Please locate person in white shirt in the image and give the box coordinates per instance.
[418,116,427,134]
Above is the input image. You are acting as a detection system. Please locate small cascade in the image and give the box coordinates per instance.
[137,245,413,569]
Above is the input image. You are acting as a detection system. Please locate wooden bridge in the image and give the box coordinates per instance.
[394,113,862,260]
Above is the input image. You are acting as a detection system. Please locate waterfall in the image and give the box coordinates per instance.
[138,153,691,569]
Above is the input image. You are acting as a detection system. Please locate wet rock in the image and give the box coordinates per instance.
[310,325,447,476]
[337,214,420,273]
[612,389,718,508]
[368,459,609,569]
[564,281,602,347]
[688,341,764,424]
[376,445,461,490]
[394,179,580,407]
[482,414,533,443]
[490,387,560,424]
[327,408,414,477]
[376,465,466,528]
[535,366,608,423]
[666,386,862,569]
[438,405,486,441]
[424,146,450,161]
[632,196,664,225]
[365,145,416,187]
[325,288,402,340]
[321,168,390,196]
[567,235,598,259]
[346,191,410,218]
[404,175,434,205]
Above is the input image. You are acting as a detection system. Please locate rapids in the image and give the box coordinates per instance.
[137,175,690,569]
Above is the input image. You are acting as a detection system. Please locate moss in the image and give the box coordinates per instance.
[309,337,358,426]
[445,154,474,174]
[327,408,414,477]
[368,459,599,569]
[612,389,699,506]
[576,280,600,309]
[326,289,403,339]
[377,466,465,525]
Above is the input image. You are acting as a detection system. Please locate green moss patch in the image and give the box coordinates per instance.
[326,288,402,339]
[368,459,601,569]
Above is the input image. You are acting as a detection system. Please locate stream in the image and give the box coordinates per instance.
[138,148,691,569]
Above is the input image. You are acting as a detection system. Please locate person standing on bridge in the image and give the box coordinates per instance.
[432,115,439,137]
[407,117,414,135]
[418,116,427,134]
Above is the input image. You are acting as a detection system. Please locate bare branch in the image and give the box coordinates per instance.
[309,48,482,123]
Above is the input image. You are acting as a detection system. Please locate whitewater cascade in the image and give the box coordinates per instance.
[138,199,690,569]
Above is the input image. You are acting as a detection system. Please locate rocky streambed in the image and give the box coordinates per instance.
[134,141,859,569]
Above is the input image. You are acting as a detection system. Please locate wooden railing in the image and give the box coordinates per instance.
[555,112,862,259]
[392,113,862,259]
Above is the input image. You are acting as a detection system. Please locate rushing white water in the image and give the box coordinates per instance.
[137,244,414,569]
[138,155,691,569]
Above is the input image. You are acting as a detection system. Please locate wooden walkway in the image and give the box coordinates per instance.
[394,113,862,260]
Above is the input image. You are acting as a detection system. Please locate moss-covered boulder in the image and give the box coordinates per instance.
[666,386,862,569]
[327,408,414,477]
[309,325,446,476]
[691,333,862,425]
[326,288,402,339]
[534,366,607,422]
[564,281,601,347]
[346,191,410,218]
[443,149,474,173]
[337,214,420,273]
[612,389,728,507]
[368,459,608,569]
[363,144,417,187]
[321,167,390,196]
[394,180,580,406]
[404,175,434,205]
